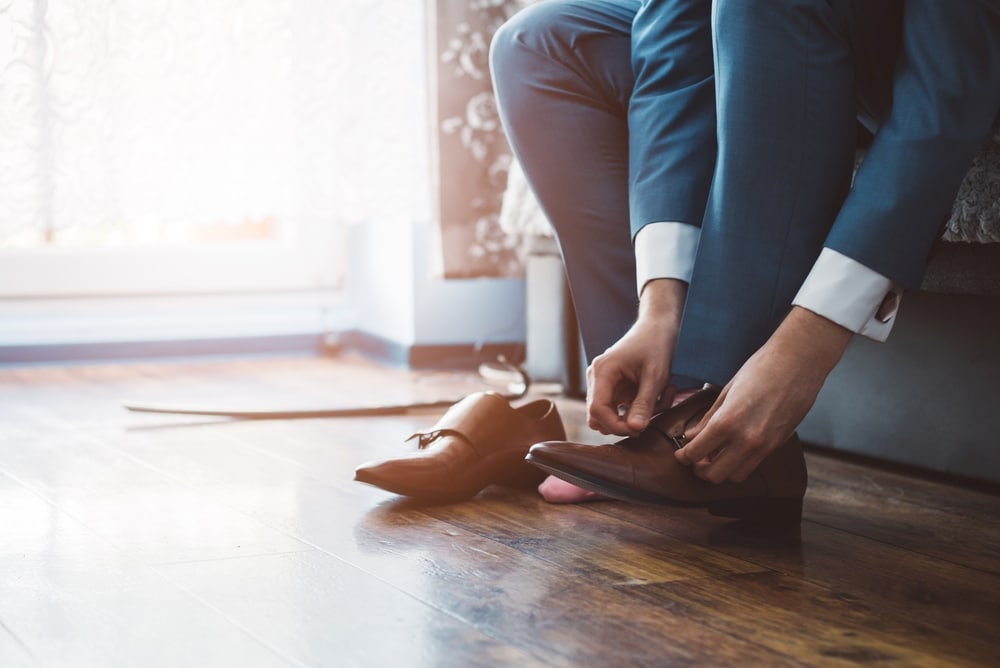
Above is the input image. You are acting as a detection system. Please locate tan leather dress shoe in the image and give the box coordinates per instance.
[354,391,565,502]
[526,388,807,526]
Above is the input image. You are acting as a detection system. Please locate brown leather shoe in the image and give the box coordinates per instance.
[354,391,565,502]
[525,388,807,526]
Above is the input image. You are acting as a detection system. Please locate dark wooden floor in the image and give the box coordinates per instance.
[0,354,998,667]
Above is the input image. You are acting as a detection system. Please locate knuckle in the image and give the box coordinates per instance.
[743,428,768,451]
[708,413,738,438]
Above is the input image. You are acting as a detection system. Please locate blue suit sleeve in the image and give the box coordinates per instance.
[628,0,716,240]
[826,0,1000,290]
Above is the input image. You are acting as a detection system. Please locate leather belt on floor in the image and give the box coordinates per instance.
[120,357,531,419]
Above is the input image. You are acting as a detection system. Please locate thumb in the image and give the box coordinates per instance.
[626,375,664,432]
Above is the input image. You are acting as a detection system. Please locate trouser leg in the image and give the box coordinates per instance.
[673,0,901,385]
[490,0,639,362]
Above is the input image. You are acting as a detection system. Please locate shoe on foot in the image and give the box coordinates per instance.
[535,385,705,505]
[526,387,807,526]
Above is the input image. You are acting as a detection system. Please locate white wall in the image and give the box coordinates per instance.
[346,1,526,353]
[347,219,526,350]
[411,222,525,347]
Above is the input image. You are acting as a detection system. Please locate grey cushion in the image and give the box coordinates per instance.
[942,126,1000,243]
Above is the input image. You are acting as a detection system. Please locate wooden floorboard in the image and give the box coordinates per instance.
[0,353,998,666]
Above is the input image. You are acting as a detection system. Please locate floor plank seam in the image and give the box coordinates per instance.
[151,568,310,668]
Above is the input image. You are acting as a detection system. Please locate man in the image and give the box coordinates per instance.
[490,0,1000,510]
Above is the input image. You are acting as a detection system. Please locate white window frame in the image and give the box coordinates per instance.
[0,222,351,352]
[0,220,345,298]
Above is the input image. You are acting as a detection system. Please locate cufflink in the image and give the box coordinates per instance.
[875,290,901,323]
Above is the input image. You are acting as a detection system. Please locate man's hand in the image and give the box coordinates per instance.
[675,306,853,483]
[587,278,686,436]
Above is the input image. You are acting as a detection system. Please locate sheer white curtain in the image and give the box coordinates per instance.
[0,0,429,295]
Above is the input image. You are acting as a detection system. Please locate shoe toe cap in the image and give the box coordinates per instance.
[527,441,625,480]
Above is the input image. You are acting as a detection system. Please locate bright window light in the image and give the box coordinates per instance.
[0,0,430,296]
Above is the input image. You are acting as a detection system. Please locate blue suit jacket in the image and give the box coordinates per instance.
[828,0,1000,289]
[627,0,1000,290]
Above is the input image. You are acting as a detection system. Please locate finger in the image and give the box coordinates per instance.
[625,371,668,432]
[673,388,729,465]
[587,367,633,436]
[681,384,726,442]
[586,379,619,431]
[693,442,743,484]
[675,419,724,466]
[589,412,631,436]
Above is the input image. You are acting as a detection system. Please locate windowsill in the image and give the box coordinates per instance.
[0,290,355,364]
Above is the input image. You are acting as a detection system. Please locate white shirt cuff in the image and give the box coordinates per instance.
[634,222,701,296]
[792,248,902,342]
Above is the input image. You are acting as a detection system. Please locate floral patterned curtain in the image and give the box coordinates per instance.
[434,0,527,278]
